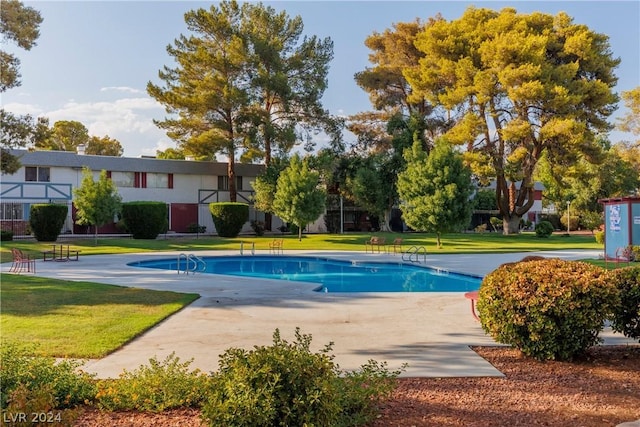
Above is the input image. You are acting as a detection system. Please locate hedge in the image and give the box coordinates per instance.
[121,202,168,239]
[29,204,68,242]
[209,203,249,238]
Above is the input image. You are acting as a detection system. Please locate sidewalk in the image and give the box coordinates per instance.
[6,249,632,378]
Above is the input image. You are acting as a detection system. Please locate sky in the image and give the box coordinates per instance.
[3,1,639,159]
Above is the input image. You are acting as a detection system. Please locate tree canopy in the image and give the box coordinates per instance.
[33,120,123,156]
[240,3,337,166]
[617,87,640,146]
[0,0,42,92]
[0,0,43,173]
[272,154,325,241]
[148,0,336,201]
[73,168,122,244]
[397,139,473,248]
[405,7,620,233]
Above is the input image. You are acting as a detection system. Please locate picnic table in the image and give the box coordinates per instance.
[43,244,80,262]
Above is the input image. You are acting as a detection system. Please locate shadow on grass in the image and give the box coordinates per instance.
[1,274,199,317]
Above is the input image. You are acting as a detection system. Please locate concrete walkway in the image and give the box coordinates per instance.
[5,248,632,378]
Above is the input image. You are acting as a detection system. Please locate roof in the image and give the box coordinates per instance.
[8,149,265,176]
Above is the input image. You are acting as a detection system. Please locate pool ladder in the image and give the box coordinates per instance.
[239,242,255,256]
[402,246,427,263]
[177,253,206,275]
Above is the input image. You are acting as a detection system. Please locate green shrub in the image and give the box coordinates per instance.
[95,353,210,412]
[3,383,80,426]
[201,328,402,427]
[186,223,206,233]
[534,220,554,238]
[1,229,14,241]
[29,204,68,242]
[608,266,640,342]
[539,213,561,230]
[559,214,580,231]
[208,202,248,237]
[580,210,602,232]
[250,220,265,236]
[0,343,96,409]
[594,230,605,245]
[121,201,168,239]
[477,259,619,361]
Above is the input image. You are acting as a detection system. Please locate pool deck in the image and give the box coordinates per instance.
[4,249,634,378]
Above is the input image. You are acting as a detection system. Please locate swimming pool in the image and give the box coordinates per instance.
[128,255,481,293]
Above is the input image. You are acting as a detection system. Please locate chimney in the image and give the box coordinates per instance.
[77,144,86,155]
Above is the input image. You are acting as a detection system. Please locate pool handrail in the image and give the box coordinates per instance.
[177,253,206,274]
[402,245,427,263]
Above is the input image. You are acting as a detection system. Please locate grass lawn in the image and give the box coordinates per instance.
[0,231,606,358]
[0,274,199,358]
[0,231,601,263]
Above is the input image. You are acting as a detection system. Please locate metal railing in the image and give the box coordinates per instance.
[402,245,427,263]
[239,241,255,255]
[177,253,206,274]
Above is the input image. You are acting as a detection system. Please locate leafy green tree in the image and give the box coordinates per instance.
[156,147,186,160]
[272,155,325,241]
[240,3,336,166]
[73,168,122,244]
[617,87,640,146]
[36,120,89,152]
[405,7,620,234]
[251,157,288,214]
[0,111,49,173]
[0,0,43,172]
[473,188,498,211]
[87,135,123,156]
[397,139,473,248]
[0,0,42,92]
[536,138,640,212]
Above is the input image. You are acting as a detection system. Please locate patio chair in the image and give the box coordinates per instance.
[269,239,284,254]
[10,248,36,274]
[391,238,403,254]
[365,236,386,253]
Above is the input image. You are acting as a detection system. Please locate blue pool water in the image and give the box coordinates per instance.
[128,255,481,293]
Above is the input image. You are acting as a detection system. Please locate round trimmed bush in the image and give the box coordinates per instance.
[121,201,168,239]
[209,202,248,237]
[29,204,68,241]
[608,266,640,342]
[534,220,554,238]
[477,258,619,361]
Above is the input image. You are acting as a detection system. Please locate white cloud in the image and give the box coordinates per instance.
[100,86,144,94]
[2,102,45,116]
[8,93,172,157]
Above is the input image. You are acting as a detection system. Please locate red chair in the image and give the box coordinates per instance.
[464,291,480,321]
[10,248,36,273]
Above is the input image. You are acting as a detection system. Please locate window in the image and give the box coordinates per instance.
[111,172,173,189]
[0,203,23,220]
[217,175,243,190]
[111,171,135,187]
[25,166,50,182]
[147,173,173,188]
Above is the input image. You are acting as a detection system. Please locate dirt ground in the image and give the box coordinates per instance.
[73,345,640,427]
